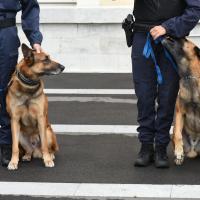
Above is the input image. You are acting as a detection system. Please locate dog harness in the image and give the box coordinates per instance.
[143,33,178,84]
[182,75,200,80]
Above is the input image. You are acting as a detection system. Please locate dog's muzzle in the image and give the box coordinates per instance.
[45,64,65,76]
[59,64,65,72]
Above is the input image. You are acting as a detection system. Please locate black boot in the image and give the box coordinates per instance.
[155,145,169,168]
[134,144,154,167]
[1,145,12,167]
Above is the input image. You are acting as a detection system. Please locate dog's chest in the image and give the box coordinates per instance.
[182,100,200,135]
[179,79,200,134]
[179,79,200,103]
[22,112,37,128]
[16,96,39,127]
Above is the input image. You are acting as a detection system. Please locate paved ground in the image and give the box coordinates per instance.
[48,101,137,125]
[0,197,197,200]
[43,73,134,89]
[1,135,200,185]
[0,73,197,199]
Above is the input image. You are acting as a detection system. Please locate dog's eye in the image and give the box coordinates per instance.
[42,56,50,64]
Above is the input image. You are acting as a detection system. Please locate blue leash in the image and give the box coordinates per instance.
[143,33,178,84]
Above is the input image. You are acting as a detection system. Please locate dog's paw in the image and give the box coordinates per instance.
[50,153,55,160]
[174,153,184,166]
[187,150,198,158]
[22,154,32,162]
[44,160,55,168]
[33,149,43,159]
[8,162,18,170]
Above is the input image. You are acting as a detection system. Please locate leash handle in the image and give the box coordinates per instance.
[143,33,163,84]
[143,33,178,84]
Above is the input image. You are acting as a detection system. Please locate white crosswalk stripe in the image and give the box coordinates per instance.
[0,74,195,199]
[53,124,174,135]
[44,89,135,95]
[0,182,199,199]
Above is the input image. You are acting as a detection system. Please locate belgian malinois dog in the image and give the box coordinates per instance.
[162,37,200,165]
[6,44,65,170]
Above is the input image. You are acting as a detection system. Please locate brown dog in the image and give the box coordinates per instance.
[6,44,65,170]
[162,37,200,165]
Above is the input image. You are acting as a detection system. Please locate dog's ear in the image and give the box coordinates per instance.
[22,44,32,58]
[194,46,200,59]
[21,44,34,66]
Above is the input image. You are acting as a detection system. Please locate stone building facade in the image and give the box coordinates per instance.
[17,0,199,73]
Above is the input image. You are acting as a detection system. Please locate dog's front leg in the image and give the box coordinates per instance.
[173,100,184,165]
[8,118,20,170]
[38,116,54,167]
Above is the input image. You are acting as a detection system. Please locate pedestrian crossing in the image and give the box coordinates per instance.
[44,88,135,95]
[0,73,198,199]
[45,76,138,135]
[0,182,199,199]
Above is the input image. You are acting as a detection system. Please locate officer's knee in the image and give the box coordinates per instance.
[134,81,157,104]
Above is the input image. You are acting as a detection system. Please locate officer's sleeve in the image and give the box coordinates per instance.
[20,0,43,46]
[162,0,200,38]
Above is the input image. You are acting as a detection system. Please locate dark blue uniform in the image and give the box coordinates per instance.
[132,0,200,146]
[0,0,43,145]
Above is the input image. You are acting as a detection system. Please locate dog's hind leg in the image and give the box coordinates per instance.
[22,153,32,162]
[182,131,191,155]
[19,134,33,162]
[33,148,42,159]
[173,100,184,165]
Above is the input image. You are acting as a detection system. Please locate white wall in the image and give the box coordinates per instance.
[17,4,200,73]
[77,0,99,6]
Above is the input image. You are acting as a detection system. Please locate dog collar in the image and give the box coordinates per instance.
[16,70,40,87]
[182,75,200,80]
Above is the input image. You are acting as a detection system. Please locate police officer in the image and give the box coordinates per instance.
[0,0,43,167]
[133,0,200,168]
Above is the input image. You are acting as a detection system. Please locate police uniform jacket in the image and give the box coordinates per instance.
[134,0,200,38]
[0,0,43,45]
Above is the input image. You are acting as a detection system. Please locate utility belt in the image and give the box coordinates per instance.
[122,14,161,47]
[0,18,16,29]
[134,23,155,33]
[0,12,16,29]
[122,21,155,47]
[122,14,178,85]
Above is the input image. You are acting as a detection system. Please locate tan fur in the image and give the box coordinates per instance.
[6,44,63,170]
[171,40,200,165]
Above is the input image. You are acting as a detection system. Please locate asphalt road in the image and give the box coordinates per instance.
[43,73,134,89]
[48,101,137,125]
[0,73,196,199]
[0,134,200,185]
